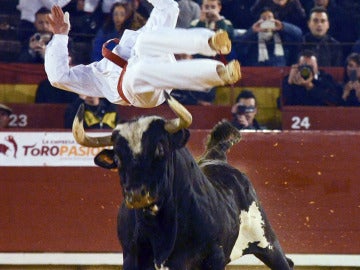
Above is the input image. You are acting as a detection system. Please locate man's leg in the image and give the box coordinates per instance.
[123,58,240,94]
[134,28,231,58]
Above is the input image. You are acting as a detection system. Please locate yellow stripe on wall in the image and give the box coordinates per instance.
[0,84,38,103]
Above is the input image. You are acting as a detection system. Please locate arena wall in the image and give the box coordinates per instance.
[1,130,360,268]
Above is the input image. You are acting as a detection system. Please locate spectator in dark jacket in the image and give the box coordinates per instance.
[91,2,146,61]
[236,7,302,66]
[281,50,342,106]
[303,0,356,59]
[341,53,360,106]
[301,7,343,66]
[230,89,265,130]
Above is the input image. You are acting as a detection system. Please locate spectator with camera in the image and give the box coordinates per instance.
[300,6,343,67]
[16,8,53,63]
[16,0,71,48]
[189,0,236,63]
[280,49,342,106]
[235,6,302,66]
[230,89,265,130]
[189,0,234,39]
[341,53,360,106]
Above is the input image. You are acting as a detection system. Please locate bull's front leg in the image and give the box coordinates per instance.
[122,250,156,270]
[200,245,227,270]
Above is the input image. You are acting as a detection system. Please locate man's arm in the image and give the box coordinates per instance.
[45,6,104,97]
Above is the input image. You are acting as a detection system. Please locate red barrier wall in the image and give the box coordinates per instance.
[7,103,232,129]
[282,106,360,130]
[1,130,359,254]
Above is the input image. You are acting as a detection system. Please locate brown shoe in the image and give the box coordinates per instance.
[209,30,231,55]
[218,60,241,85]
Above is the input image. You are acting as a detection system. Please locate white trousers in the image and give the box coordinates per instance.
[122,28,225,107]
[119,0,225,107]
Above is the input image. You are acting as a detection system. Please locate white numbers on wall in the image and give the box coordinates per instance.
[8,114,28,127]
[291,116,310,129]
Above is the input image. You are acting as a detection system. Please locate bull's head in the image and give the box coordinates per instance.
[72,94,192,210]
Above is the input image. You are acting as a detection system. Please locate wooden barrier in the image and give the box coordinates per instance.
[0,64,346,130]
[7,103,360,131]
[6,103,232,129]
[1,130,359,254]
[282,106,360,130]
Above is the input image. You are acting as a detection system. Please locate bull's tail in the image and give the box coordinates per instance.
[199,120,241,162]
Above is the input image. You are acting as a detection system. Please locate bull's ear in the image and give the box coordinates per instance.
[94,149,117,170]
[171,129,190,149]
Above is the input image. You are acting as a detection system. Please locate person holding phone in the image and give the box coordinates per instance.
[341,53,360,106]
[16,7,53,63]
[235,6,302,66]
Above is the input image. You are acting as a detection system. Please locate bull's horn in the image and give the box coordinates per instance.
[164,92,192,133]
[72,104,113,147]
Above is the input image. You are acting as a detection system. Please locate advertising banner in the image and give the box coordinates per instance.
[0,132,108,167]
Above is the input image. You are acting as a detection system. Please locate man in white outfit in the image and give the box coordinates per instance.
[45,0,241,108]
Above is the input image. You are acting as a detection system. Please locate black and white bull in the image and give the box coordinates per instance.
[72,95,294,270]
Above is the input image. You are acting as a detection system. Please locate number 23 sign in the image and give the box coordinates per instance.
[8,114,28,127]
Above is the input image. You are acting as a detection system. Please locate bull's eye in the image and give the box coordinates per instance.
[154,143,165,158]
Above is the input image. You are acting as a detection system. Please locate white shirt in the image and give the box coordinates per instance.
[45,34,127,105]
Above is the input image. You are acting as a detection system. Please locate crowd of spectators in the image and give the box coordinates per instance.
[5,0,359,67]
[1,0,360,130]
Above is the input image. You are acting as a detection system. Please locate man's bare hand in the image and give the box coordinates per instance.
[48,5,70,35]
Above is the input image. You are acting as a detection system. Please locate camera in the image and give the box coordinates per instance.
[298,65,313,80]
[33,33,42,41]
[31,33,52,43]
[236,105,255,115]
[260,20,276,30]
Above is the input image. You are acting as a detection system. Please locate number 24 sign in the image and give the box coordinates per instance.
[291,116,310,129]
